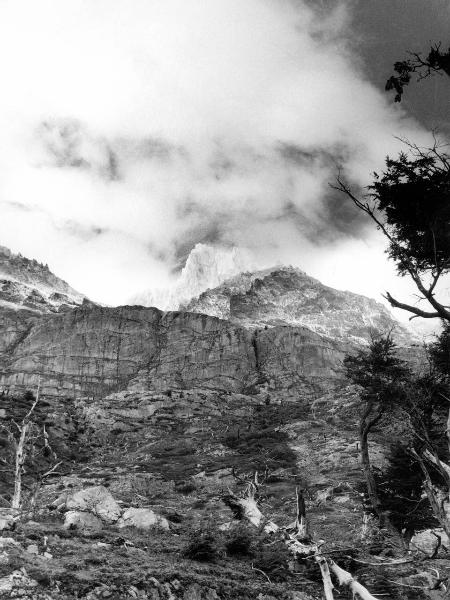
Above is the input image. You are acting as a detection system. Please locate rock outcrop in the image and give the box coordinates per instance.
[64,510,104,533]
[185,266,415,346]
[117,507,170,531]
[0,247,419,401]
[65,486,122,523]
[0,306,262,398]
[0,303,351,399]
[131,243,254,311]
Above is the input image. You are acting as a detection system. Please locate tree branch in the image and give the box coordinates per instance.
[383,292,441,319]
[333,174,450,322]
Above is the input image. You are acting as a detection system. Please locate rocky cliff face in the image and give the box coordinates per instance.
[0,304,346,399]
[184,266,415,346]
[0,245,85,313]
[0,305,256,398]
[0,247,418,401]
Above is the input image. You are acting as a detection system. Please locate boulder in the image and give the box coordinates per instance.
[66,486,121,523]
[410,528,449,557]
[204,589,220,600]
[64,510,103,533]
[117,507,169,531]
[0,569,38,597]
[0,512,17,532]
[0,538,21,566]
[183,583,203,600]
[0,538,20,550]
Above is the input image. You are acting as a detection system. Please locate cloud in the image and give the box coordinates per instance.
[0,0,436,308]
[36,119,120,181]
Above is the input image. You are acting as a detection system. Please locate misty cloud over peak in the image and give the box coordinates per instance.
[131,243,256,310]
[0,0,435,308]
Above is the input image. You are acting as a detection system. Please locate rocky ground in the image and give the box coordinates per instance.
[1,385,449,599]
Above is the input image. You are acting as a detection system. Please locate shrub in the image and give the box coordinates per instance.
[267,444,297,467]
[253,537,291,581]
[175,480,197,495]
[182,523,223,562]
[224,523,256,556]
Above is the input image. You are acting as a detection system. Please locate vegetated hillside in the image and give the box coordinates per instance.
[0,383,438,599]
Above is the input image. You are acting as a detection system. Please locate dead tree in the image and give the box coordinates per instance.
[10,387,41,509]
[222,471,380,599]
[223,469,278,532]
[409,446,450,539]
[1,383,59,511]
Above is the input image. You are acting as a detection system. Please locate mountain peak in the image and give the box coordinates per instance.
[131,243,255,310]
[129,245,414,346]
[0,245,86,313]
[185,264,415,346]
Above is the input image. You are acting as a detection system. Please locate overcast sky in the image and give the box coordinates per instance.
[0,0,448,316]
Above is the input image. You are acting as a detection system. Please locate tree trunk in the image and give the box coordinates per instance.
[11,422,29,510]
[360,422,382,518]
[412,448,450,539]
[360,414,404,549]
[446,405,450,458]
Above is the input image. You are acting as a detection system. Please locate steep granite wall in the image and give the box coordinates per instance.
[0,307,37,354]
[0,304,348,399]
[0,305,262,398]
[254,326,348,399]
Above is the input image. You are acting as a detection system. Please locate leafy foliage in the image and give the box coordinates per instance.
[336,43,450,321]
[344,334,411,407]
[224,523,255,556]
[406,372,450,449]
[386,44,450,101]
[376,443,437,535]
[430,323,450,379]
[182,522,223,562]
[222,404,299,471]
[345,334,412,527]
[252,535,291,582]
[369,150,450,277]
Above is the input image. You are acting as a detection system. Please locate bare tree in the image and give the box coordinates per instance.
[0,383,59,511]
[10,386,41,509]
